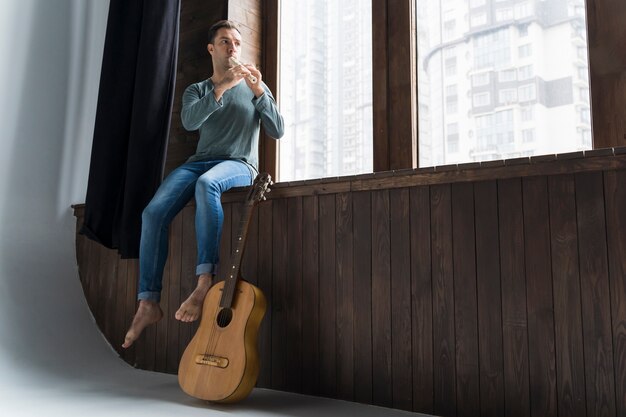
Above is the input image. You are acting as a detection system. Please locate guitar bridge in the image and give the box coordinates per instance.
[194,354,229,368]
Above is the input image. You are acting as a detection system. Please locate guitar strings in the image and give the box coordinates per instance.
[202,291,222,357]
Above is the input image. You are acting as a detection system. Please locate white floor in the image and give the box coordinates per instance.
[0,232,425,417]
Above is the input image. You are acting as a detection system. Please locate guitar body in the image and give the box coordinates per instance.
[178,279,266,403]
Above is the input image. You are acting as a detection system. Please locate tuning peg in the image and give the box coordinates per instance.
[266,188,271,193]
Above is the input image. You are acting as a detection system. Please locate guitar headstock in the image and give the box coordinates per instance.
[246,172,273,204]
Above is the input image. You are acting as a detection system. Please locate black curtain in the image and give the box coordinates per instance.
[81,0,181,258]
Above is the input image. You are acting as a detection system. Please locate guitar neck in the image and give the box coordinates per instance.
[220,200,256,308]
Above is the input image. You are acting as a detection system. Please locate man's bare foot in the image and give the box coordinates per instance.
[122,300,163,348]
[175,274,213,322]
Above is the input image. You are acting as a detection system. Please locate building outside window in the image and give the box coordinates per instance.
[279,0,372,181]
[417,0,592,166]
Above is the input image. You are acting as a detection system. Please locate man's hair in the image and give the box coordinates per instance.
[208,20,241,44]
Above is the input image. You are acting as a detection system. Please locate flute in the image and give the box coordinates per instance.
[229,57,257,83]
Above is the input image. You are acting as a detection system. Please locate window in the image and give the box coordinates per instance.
[518,44,532,58]
[416,0,592,166]
[447,123,460,153]
[519,24,529,37]
[444,20,456,40]
[446,84,458,114]
[521,105,534,121]
[473,92,491,107]
[279,0,372,181]
[471,12,487,27]
[515,2,532,18]
[498,68,517,82]
[472,72,491,86]
[496,8,513,22]
[499,88,517,103]
[445,57,457,76]
[518,64,534,80]
[522,128,535,143]
[518,84,536,101]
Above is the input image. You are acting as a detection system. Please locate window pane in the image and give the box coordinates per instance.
[416,0,592,166]
[279,0,373,181]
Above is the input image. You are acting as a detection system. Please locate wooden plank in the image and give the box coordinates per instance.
[548,175,586,416]
[371,0,389,171]
[286,197,303,392]
[604,170,626,417]
[409,185,433,414]
[474,181,504,417]
[123,259,138,365]
[430,184,456,416]
[352,191,373,404]
[178,206,197,359]
[336,193,354,401]
[521,176,558,417]
[114,257,129,357]
[389,188,412,411]
[387,0,417,169]
[301,195,320,395]
[155,236,170,372]
[451,182,479,417]
[259,0,278,177]
[271,198,288,390]
[497,178,530,417]
[576,171,617,416]
[371,190,392,407]
[319,194,337,397]
[166,213,183,373]
[101,248,119,348]
[256,200,273,387]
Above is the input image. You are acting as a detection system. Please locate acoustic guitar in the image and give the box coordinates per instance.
[178,173,271,403]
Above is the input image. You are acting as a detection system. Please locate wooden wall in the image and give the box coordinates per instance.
[586,0,626,149]
[74,149,626,416]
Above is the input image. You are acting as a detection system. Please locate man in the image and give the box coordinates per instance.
[123,20,284,348]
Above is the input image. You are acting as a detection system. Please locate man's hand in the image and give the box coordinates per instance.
[242,64,264,98]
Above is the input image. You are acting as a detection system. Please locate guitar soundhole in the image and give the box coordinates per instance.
[216,308,233,328]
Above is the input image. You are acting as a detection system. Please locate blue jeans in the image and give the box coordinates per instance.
[137,160,254,302]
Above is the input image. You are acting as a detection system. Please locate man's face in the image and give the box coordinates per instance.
[207,28,242,68]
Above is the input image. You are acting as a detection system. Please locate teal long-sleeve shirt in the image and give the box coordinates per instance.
[181,78,284,171]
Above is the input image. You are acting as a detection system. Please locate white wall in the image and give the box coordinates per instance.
[0,0,110,371]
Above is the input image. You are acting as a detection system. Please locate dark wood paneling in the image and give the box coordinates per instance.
[270,198,288,390]
[319,194,337,397]
[575,172,616,416]
[603,170,626,417]
[451,183,479,417]
[522,176,558,417]
[352,191,373,404]
[410,185,433,414]
[498,178,530,417]
[336,193,354,401]
[371,190,393,407]
[390,188,413,411]
[73,158,626,416]
[256,200,273,386]
[586,0,626,149]
[474,181,504,417]
[301,195,320,395]
[430,184,456,417]
[285,197,303,392]
[548,175,587,416]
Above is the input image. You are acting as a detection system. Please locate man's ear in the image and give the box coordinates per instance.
[207,43,213,56]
